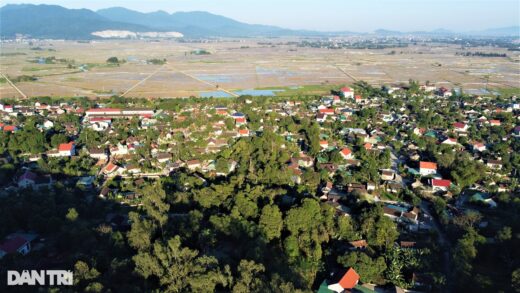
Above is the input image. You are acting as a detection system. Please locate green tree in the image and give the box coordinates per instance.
[66,208,78,222]
[259,205,283,241]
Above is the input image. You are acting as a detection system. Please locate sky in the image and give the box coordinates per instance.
[2,0,519,32]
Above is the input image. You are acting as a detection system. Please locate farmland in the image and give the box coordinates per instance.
[1,38,519,98]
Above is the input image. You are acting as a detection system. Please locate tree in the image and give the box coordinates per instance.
[496,226,512,242]
[133,236,227,292]
[259,205,283,241]
[127,211,155,251]
[66,208,78,222]
[512,268,520,293]
[232,260,266,293]
[451,153,485,188]
[453,228,485,279]
[338,251,387,284]
[106,57,119,64]
[141,183,170,229]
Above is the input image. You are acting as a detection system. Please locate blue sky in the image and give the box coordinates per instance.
[3,0,519,32]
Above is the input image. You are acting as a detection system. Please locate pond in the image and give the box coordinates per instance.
[200,91,233,98]
[234,89,285,96]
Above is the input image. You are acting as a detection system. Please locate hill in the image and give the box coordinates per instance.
[0,4,152,39]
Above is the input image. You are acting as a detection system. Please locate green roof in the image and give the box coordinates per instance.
[317,280,334,293]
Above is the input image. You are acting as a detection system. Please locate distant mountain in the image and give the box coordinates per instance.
[1,4,518,39]
[0,4,152,39]
[96,7,306,37]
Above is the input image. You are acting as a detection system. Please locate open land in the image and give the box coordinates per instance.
[1,38,519,98]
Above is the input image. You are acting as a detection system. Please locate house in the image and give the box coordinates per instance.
[489,119,501,126]
[0,233,38,259]
[441,138,458,145]
[339,147,353,160]
[187,160,202,171]
[419,161,437,176]
[319,140,329,150]
[349,240,368,250]
[340,87,354,99]
[88,148,108,160]
[58,142,75,157]
[327,267,360,293]
[453,122,468,132]
[234,117,247,126]
[18,171,52,189]
[319,108,335,116]
[383,205,403,220]
[471,142,486,152]
[43,120,54,129]
[110,144,129,156]
[487,159,502,170]
[431,179,451,192]
[354,95,364,104]
[156,152,171,164]
[2,125,17,132]
[316,113,327,123]
[381,169,395,181]
[103,161,119,175]
[238,129,250,137]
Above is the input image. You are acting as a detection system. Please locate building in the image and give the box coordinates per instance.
[419,161,437,176]
[327,267,360,293]
[431,179,451,192]
[58,142,75,157]
[18,171,52,189]
[339,147,353,160]
[340,87,354,99]
[0,233,38,259]
[88,148,108,160]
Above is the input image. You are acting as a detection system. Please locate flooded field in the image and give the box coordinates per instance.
[1,39,519,98]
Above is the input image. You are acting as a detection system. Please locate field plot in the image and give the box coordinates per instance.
[1,39,519,98]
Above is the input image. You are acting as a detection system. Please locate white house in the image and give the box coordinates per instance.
[419,161,437,176]
[340,87,354,99]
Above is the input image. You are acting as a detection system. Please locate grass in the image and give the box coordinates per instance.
[257,84,343,97]
[22,66,67,72]
[495,87,520,97]
[0,77,6,84]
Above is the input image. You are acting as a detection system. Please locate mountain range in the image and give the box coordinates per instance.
[0,4,518,39]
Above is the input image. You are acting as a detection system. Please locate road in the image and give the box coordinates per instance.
[420,200,453,292]
[120,64,166,97]
[0,72,28,98]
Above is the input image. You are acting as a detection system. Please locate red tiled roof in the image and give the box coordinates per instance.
[338,268,360,290]
[453,122,466,128]
[3,125,16,132]
[58,142,74,152]
[341,148,352,156]
[341,87,352,92]
[86,108,121,113]
[419,161,437,170]
[319,108,335,114]
[432,179,451,187]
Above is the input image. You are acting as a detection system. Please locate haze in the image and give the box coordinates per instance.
[2,0,519,32]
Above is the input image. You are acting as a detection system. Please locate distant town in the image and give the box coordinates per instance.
[0,80,519,292]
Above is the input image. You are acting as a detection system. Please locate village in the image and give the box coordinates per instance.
[0,81,519,292]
